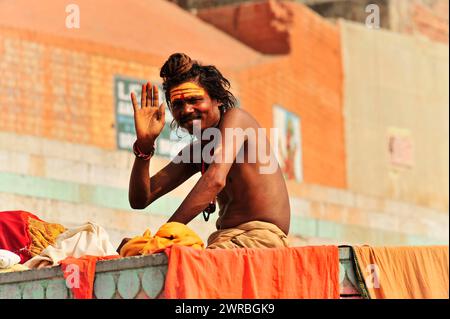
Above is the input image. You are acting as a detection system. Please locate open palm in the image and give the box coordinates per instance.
[131,82,165,153]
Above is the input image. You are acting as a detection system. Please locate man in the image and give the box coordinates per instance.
[127,53,290,249]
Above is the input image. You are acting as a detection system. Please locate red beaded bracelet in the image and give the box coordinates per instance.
[132,141,155,161]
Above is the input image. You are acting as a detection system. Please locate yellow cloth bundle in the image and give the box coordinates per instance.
[28,218,66,257]
[120,222,204,257]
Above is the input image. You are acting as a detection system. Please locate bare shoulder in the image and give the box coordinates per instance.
[221,108,259,128]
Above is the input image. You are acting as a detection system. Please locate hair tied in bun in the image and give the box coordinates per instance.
[160,53,194,80]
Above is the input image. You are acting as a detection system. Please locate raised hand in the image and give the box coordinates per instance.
[131,82,166,153]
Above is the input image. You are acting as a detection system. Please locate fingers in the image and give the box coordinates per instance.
[158,102,165,121]
[146,82,152,107]
[152,85,159,107]
[130,92,138,113]
[141,84,146,108]
[140,82,159,108]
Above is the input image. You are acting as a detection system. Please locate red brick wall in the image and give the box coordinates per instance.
[0,1,346,189]
[232,3,347,188]
[197,0,293,54]
[0,26,163,149]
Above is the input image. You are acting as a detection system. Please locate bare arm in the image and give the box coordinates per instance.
[128,82,203,209]
[167,108,251,224]
[129,143,199,209]
[129,155,152,209]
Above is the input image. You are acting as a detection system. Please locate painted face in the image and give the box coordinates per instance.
[169,81,221,134]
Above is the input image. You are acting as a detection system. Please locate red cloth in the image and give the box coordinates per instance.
[164,245,340,299]
[0,211,41,263]
[60,255,120,299]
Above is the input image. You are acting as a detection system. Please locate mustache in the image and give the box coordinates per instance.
[180,114,202,124]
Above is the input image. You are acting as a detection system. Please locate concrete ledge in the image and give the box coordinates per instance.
[0,253,168,285]
[0,247,362,299]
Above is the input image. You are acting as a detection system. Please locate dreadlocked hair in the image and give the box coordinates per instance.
[160,53,237,126]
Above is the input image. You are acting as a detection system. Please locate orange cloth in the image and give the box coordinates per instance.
[120,222,204,257]
[60,255,120,299]
[353,246,449,299]
[163,245,340,299]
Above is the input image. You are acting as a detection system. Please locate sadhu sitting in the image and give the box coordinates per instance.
[122,53,291,251]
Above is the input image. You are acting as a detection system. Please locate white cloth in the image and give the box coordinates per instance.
[0,249,21,269]
[24,222,118,269]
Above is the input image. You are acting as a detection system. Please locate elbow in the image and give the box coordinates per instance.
[205,169,226,193]
[211,177,226,192]
[130,203,145,210]
[129,198,150,210]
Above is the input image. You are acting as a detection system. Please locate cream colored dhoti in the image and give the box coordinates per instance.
[206,221,289,249]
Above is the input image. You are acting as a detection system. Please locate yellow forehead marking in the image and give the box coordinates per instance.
[170,82,205,103]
